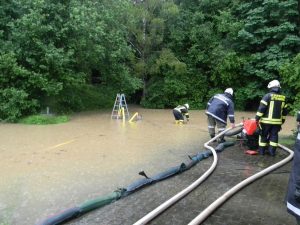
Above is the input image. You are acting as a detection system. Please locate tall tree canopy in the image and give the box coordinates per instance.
[0,0,299,121]
[233,0,300,107]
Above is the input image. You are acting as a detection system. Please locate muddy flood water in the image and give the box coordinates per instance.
[0,106,297,225]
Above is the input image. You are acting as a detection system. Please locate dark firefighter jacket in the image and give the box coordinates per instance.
[255,90,288,125]
[286,127,300,220]
[174,105,189,119]
[205,93,235,125]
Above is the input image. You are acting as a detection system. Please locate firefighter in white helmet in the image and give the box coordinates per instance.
[255,80,288,156]
[205,88,235,143]
[173,103,190,124]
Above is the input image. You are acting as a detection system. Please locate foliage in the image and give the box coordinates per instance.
[0,0,140,120]
[280,53,300,113]
[0,88,37,122]
[128,0,180,106]
[54,84,116,113]
[141,49,188,108]
[0,53,39,121]
[18,114,69,125]
[234,0,300,84]
[0,0,300,119]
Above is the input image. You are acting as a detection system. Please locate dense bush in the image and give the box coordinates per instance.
[280,53,300,114]
[0,0,299,120]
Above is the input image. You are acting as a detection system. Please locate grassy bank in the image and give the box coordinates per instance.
[18,114,69,125]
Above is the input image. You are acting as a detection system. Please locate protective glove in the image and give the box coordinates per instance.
[255,120,260,127]
[255,121,262,135]
[295,188,300,202]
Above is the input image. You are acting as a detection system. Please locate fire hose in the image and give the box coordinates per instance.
[133,124,242,225]
[134,123,294,225]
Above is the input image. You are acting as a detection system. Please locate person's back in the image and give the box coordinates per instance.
[257,91,286,125]
[205,88,235,142]
[255,80,288,156]
[173,103,189,124]
[206,92,235,125]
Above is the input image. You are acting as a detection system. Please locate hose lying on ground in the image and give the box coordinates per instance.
[132,127,237,225]
[37,141,235,225]
[187,142,294,225]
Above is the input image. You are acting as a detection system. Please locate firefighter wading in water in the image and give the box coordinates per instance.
[255,80,288,156]
[173,104,190,124]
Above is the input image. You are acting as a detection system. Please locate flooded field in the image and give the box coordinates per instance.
[0,107,296,225]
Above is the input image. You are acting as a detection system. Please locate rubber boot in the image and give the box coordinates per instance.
[217,134,226,143]
[258,146,266,155]
[268,146,276,156]
[210,135,217,143]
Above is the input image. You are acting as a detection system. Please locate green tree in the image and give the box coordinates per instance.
[0,0,142,119]
[143,49,188,108]
[0,53,39,121]
[234,0,300,106]
[128,0,183,107]
[280,53,300,112]
[166,0,243,108]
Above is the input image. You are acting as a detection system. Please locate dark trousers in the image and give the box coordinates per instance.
[207,115,226,141]
[258,123,281,156]
[173,109,183,121]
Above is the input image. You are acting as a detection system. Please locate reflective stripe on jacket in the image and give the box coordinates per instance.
[287,133,300,219]
[174,105,189,118]
[205,93,235,124]
[255,92,288,125]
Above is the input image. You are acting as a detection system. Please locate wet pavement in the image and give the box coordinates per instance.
[67,141,294,225]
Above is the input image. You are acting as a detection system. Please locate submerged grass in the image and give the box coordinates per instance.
[279,134,296,149]
[18,114,69,125]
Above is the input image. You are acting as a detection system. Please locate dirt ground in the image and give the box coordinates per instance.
[0,107,297,225]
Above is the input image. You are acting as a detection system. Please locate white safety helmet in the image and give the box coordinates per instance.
[184,103,189,109]
[224,88,233,96]
[267,80,281,89]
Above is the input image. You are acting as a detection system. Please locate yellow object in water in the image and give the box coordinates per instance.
[129,112,139,123]
[121,107,125,122]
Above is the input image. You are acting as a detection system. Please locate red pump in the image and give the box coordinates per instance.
[240,119,259,155]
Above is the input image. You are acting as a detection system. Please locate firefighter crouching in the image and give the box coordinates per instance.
[286,111,300,224]
[173,104,190,124]
[255,80,288,156]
